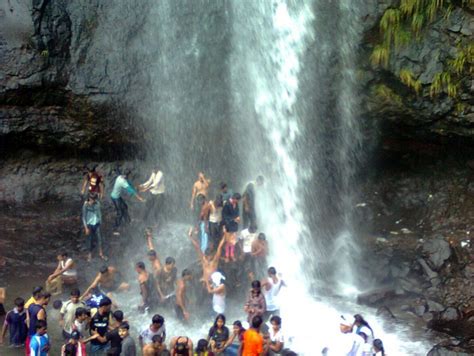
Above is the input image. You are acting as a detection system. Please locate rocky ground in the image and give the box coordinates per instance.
[355,154,474,355]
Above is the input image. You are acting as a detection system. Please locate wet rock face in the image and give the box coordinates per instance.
[356,160,474,354]
[359,3,474,147]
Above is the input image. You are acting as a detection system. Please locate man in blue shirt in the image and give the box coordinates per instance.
[110,170,144,234]
[82,193,106,261]
[29,320,49,356]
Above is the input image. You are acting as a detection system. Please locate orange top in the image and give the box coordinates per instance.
[242,328,263,356]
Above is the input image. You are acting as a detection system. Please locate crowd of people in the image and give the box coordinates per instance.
[0,166,388,355]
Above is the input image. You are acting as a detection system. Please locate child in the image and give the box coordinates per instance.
[118,322,136,356]
[61,330,86,356]
[0,297,28,347]
[224,231,237,262]
[29,320,50,356]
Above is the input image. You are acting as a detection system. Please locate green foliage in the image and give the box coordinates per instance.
[372,0,472,100]
[399,69,422,93]
[374,84,403,106]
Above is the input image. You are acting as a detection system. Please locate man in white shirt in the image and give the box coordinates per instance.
[139,166,165,226]
[239,225,258,280]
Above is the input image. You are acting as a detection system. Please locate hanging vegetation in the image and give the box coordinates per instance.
[372,0,473,100]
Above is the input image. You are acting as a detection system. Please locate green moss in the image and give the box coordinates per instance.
[372,0,472,100]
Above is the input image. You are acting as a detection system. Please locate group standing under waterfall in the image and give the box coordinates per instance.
[0,165,387,356]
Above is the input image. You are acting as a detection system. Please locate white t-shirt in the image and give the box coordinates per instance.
[60,300,86,332]
[139,325,166,345]
[269,328,284,343]
[142,171,165,195]
[240,229,258,253]
[264,277,283,311]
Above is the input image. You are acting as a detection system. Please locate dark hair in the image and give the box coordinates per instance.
[258,233,266,240]
[165,257,175,265]
[233,320,245,333]
[99,297,112,307]
[268,267,276,275]
[113,310,124,322]
[354,314,373,335]
[196,339,208,352]
[70,330,81,340]
[75,307,87,318]
[136,261,146,270]
[249,224,258,233]
[251,315,263,329]
[270,315,282,326]
[148,250,157,257]
[232,193,241,200]
[100,265,109,274]
[53,300,63,310]
[220,182,227,190]
[36,319,47,330]
[38,292,51,300]
[59,251,68,257]
[373,339,385,355]
[32,286,43,296]
[214,194,224,208]
[14,297,25,307]
[70,288,81,297]
[152,314,164,325]
[182,269,192,277]
[124,169,132,177]
[152,335,163,344]
[119,322,130,330]
[251,280,261,293]
[213,314,226,329]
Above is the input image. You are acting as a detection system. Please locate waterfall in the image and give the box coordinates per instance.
[84,1,432,354]
[230,0,430,354]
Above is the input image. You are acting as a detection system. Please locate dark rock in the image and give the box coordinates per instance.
[422,236,451,270]
[427,345,470,356]
[357,287,396,305]
[441,307,461,322]
[427,300,446,313]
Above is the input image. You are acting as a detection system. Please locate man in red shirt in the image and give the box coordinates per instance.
[240,315,264,356]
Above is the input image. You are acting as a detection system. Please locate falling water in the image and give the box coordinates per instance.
[230,0,431,354]
[67,1,434,354]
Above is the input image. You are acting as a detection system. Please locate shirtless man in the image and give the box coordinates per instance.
[251,233,268,280]
[81,265,130,299]
[145,227,155,251]
[147,250,162,278]
[156,257,177,304]
[135,262,156,312]
[190,172,211,210]
[142,334,166,355]
[188,228,225,283]
[175,269,192,321]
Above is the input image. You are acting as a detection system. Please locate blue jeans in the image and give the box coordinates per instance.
[112,197,130,229]
[89,342,109,355]
[86,224,103,253]
[224,344,239,356]
[200,220,209,252]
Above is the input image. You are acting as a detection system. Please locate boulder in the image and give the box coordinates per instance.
[423,236,452,270]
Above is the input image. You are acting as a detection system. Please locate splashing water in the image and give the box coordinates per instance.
[230,1,431,355]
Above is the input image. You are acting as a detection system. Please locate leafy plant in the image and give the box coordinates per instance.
[372,0,473,99]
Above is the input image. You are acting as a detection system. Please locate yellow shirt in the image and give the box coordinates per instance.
[25,296,37,308]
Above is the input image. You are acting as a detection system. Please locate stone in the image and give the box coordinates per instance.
[423,237,452,270]
[441,307,461,322]
[427,345,470,356]
[427,300,446,313]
